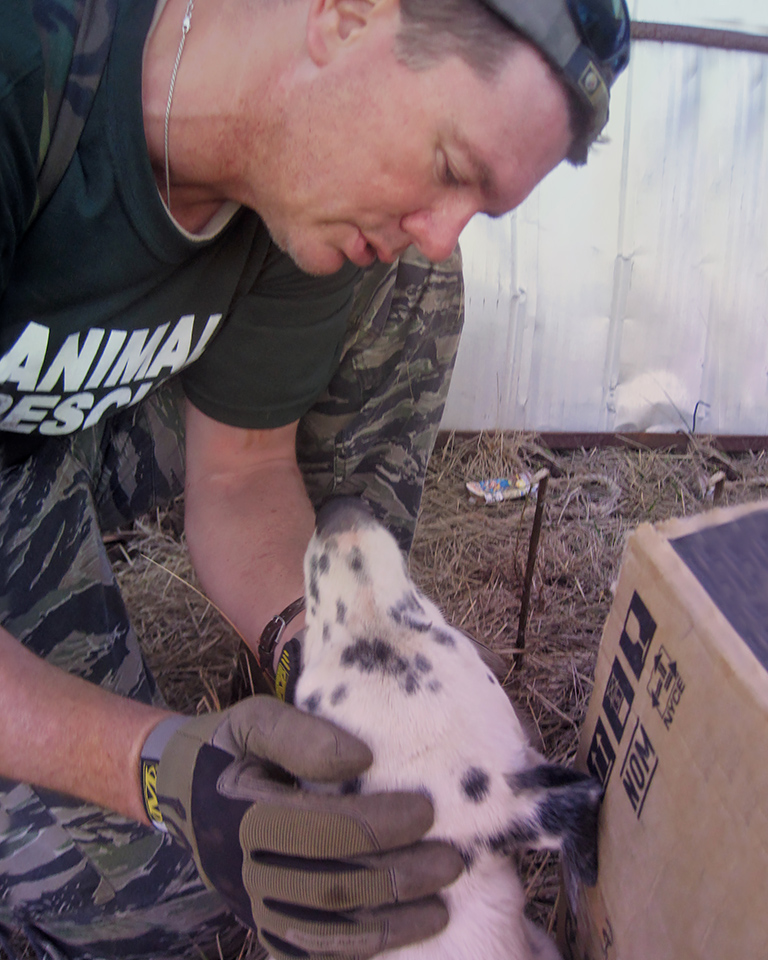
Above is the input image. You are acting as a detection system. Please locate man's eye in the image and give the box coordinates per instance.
[445,164,460,187]
[440,153,460,188]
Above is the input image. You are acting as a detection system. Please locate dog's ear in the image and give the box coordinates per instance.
[503,764,603,906]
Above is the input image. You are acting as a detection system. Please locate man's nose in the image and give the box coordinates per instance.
[400,201,477,263]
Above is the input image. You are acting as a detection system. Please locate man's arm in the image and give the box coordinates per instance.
[0,401,313,820]
[0,403,315,822]
[0,623,170,822]
[183,399,314,651]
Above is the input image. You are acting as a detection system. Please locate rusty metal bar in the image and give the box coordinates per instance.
[434,432,768,456]
[632,21,768,55]
[515,469,550,667]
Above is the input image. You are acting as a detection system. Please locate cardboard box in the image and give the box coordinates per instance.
[559,500,768,960]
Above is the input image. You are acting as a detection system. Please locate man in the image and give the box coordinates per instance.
[0,0,630,957]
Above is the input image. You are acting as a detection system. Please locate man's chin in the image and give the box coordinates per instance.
[288,247,347,276]
[266,227,349,277]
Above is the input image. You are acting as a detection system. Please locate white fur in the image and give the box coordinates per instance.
[293,512,566,960]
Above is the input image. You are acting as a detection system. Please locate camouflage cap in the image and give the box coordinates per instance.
[477,0,631,142]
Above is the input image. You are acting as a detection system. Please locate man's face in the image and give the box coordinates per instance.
[251,11,573,276]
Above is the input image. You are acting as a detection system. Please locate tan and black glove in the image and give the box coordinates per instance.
[140,696,463,960]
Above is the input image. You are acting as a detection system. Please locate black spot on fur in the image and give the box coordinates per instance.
[431,627,456,648]
[488,832,508,853]
[341,638,408,677]
[427,679,442,693]
[330,684,348,706]
[308,556,320,603]
[396,592,424,614]
[506,820,541,845]
[347,547,367,581]
[460,846,476,870]
[318,553,330,575]
[341,777,362,795]
[340,638,429,695]
[414,654,432,673]
[336,600,347,625]
[302,692,322,714]
[509,764,594,793]
[322,622,331,643]
[488,673,496,684]
[388,593,430,631]
[461,767,490,803]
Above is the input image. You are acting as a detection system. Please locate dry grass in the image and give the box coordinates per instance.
[108,431,768,949]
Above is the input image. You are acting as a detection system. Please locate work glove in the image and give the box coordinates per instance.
[140,696,463,960]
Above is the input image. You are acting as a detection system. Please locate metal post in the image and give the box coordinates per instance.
[515,468,550,668]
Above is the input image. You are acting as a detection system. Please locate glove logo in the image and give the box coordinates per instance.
[141,759,164,827]
[275,647,292,701]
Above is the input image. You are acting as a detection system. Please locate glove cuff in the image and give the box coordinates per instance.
[274,629,304,703]
[140,715,187,831]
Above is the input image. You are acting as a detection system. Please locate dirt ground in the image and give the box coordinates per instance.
[107,430,768,952]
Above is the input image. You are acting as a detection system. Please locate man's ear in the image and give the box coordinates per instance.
[306,0,398,65]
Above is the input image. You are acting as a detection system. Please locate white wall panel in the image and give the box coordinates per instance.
[444,2,768,435]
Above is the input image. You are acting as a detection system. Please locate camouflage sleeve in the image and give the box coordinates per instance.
[297,243,465,554]
[0,381,246,959]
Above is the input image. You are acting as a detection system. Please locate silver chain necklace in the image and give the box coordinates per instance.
[164,0,194,213]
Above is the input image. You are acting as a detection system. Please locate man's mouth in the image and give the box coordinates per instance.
[345,228,379,267]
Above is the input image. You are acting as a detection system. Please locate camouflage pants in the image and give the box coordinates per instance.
[0,247,464,960]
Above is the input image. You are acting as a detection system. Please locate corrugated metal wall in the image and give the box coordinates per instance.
[444,0,768,435]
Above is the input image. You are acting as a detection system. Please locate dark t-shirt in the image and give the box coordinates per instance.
[0,0,359,451]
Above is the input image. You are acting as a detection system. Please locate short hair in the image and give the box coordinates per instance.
[395,0,592,166]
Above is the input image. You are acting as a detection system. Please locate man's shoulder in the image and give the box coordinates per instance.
[2,0,85,94]
[2,0,44,90]
[0,0,46,294]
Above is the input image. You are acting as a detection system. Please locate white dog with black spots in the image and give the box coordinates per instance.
[293,498,601,960]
